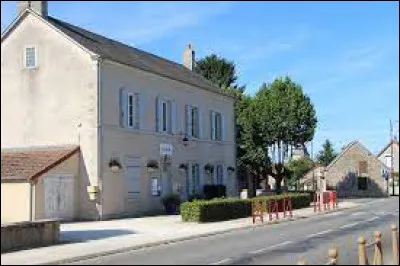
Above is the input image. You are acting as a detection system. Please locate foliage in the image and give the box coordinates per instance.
[203,185,226,200]
[316,139,338,166]
[180,193,310,222]
[253,77,317,193]
[287,157,314,188]
[195,54,244,91]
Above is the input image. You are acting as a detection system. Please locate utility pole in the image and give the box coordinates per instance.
[390,120,394,196]
[311,140,315,191]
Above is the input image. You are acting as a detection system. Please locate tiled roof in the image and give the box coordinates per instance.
[1,146,79,181]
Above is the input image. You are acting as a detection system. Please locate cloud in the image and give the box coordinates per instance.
[115,1,234,45]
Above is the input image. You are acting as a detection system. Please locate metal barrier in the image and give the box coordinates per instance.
[252,200,264,224]
[314,191,338,213]
[283,197,293,218]
[267,199,279,222]
[297,224,398,265]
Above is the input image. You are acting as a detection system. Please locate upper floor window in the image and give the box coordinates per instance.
[210,111,223,141]
[156,97,173,134]
[24,46,37,68]
[186,105,199,138]
[385,155,393,168]
[120,89,140,129]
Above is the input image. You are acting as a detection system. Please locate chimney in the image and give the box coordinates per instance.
[183,44,195,71]
[17,1,48,17]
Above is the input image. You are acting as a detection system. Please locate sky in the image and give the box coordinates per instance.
[1,1,399,155]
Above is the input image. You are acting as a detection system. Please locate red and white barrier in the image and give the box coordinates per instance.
[314,191,338,212]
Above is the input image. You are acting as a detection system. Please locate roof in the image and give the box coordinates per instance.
[1,145,80,182]
[41,15,232,99]
[377,139,399,157]
[326,140,388,171]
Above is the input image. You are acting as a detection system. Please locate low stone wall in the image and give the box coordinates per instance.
[1,219,60,253]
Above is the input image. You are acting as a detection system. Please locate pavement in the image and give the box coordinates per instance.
[0,198,395,265]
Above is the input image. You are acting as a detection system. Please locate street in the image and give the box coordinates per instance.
[68,197,399,265]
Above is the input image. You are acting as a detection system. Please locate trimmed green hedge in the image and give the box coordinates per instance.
[181,193,310,223]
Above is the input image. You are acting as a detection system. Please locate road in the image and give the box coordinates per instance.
[68,198,399,265]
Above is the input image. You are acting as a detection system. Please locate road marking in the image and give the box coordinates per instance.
[308,229,333,238]
[376,211,386,216]
[210,258,232,265]
[351,212,365,216]
[340,222,361,229]
[248,241,292,255]
[326,211,343,217]
[366,216,379,222]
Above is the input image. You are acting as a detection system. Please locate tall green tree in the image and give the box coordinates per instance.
[253,76,317,193]
[195,54,244,91]
[316,139,337,166]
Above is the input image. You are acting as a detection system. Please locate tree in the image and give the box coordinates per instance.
[316,139,338,166]
[253,76,317,193]
[287,157,314,189]
[195,54,244,91]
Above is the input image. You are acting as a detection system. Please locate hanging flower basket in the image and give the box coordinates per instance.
[109,158,122,173]
[178,163,188,171]
[146,159,159,172]
[204,163,214,174]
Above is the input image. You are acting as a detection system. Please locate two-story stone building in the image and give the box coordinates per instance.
[1,1,237,222]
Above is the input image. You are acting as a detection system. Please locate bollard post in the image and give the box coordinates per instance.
[358,236,368,265]
[328,247,339,265]
[297,258,308,265]
[392,224,399,265]
[373,231,383,265]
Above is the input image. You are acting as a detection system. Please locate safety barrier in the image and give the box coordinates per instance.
[314,191,338,213]
[297,224,399,265]
[251,197,293,224]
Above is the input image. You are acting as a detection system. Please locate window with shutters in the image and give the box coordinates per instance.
[216,164,224,185]
[120,89,140,130]
[24,46,37,68]
[210,111,223,141]
[188,163,200,195]
[160,99,172,133]
[186,105,199,138]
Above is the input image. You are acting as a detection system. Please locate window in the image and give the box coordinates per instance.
[186,105,199,138]
[358,177,368,190]
[25,46,36,68]
[210,111,223,141]
[120,89,140,129]
[188,164,200,195]
[156,97,172,133]
[216,164,224,185]
[385,155,393,168]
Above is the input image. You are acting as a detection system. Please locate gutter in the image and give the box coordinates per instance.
[95,55,104,220]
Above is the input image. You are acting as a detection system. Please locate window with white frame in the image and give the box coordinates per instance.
[120,89,140,129]
[24,46,37,68]
[385,155,393,168]
[216,164,224,185]
[187,163,200,196]
[210,111,223,141]
[186,105,199,138]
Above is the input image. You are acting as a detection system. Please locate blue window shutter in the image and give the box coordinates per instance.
[196,164,201,194]
[134,93,140,129]
[171,101,178,134]
[155,96,161,132]
[139,93,146,131]
[210,111,214,140]
[221,114,226,141]
[168,100,173,134]
[119,88,127,128]
[197,108,202,139]
[185,105,191,136]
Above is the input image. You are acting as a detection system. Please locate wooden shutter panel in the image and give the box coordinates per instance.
[119,88,127,128]
[185,105,191,136]
[155,96,161,132]
[134,93,140,129]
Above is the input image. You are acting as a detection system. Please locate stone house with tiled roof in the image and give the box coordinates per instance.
[1,1,236,221]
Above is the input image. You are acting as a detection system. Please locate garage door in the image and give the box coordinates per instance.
[44,175,75,221]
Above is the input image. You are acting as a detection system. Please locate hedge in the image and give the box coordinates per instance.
[181,193,311,223]
[203,185,227,200]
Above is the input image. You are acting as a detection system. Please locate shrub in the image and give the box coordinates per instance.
[181,193,310,223]
[203,185,226,200]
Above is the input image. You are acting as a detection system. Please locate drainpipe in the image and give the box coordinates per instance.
[29,182,34,221]
[95,55,104,220]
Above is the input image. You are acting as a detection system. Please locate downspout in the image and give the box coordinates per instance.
[96,56,104,220]
[29,182,33,221]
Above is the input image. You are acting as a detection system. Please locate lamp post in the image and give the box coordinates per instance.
[390,120,399,196]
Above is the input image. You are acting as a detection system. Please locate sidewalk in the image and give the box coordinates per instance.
[1,201,358,265]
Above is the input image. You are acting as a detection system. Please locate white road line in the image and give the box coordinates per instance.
[366,216,379,222]
[340,222,361,229]
[249,241,292,255]
[308,229,333,238]
[376,211,387,216]
[351,212,365,216]
[210,258,232,265]
[326,211,343,217]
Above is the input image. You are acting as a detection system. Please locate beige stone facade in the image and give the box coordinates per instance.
[1,7,236,220]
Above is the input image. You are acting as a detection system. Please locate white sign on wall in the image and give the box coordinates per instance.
[151,178,160,196]
[160,143,173,156]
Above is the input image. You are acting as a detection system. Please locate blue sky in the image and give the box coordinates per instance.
[1,1,399,155]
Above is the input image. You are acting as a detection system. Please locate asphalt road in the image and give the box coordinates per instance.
[68,197,399,265]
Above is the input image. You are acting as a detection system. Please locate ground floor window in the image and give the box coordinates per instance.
[188,163,200,195]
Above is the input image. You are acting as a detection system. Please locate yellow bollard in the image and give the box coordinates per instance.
[373,231,383,265]
[328,247,339,265]
[358,236,368,265]
[392,224,399,265]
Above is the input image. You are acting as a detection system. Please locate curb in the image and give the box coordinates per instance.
[40,205,357,265]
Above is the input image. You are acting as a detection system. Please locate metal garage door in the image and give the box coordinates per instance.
[44,175,75,221]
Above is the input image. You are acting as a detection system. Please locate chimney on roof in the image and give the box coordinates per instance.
[17,1,48,17]
[183,44,195,71]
